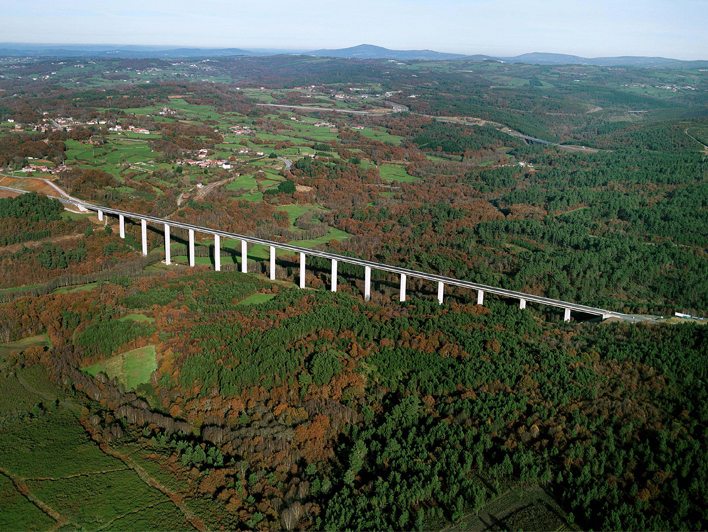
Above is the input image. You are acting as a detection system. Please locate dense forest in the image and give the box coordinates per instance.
[2,269,706,531]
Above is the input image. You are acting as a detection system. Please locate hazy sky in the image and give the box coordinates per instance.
[1,0,706,59]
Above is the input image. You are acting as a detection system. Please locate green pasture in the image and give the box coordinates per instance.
[237,293,276,306]
[226,174,259,192]
[119,313,155,323]
[275,204,326,226]
[166,98,220,120]
[358,128,404,145]
[84,345,157,391]
[378,164,420,183]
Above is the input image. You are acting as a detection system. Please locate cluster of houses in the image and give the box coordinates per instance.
[177,157,237,170]
[229,125,252,135]
[7,119,51,133]
[108,125,151,134]
[178,147,266,169]
[19,163,69,174]
[314,122,336,128]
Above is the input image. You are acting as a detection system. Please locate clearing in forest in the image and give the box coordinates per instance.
[84,346,157,390]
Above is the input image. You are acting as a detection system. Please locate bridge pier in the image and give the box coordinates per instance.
[241,240,247,273]
[299,252,306,289]
[519,299,526,309]
[164,224,171,265]
[98,209,103,222]
[437,282,444,304]
[477,290,484,306]
[331,259,337,292]
[400,273,406,302]
[269,246,276,280]
[141,219,147,256]
[564,308,571,322]
[119,215,125,239]
[214,235,220,272]
[189,229,195,267]
[364,266,371,301]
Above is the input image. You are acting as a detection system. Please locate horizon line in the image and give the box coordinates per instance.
[0,41,704,62]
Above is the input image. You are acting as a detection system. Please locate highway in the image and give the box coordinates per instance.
[278,156,292,171]
[256,103,409,115]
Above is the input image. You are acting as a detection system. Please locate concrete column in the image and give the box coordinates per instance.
[364,266,371,301]
[189,229,195,267]
[214,235,220,272]
[119,215,125,239]
[564,308,571,322]
[164,224,171,265]
[98,209,103,221]
[519,298,526,310]
[241,240,247,273]
[269,246,276,280]
[141,219,147,256]
[437,282,444,305]
[477,290,484,306]
[399,273,406,302]
[331,259,338,292]
[299,252,306,289]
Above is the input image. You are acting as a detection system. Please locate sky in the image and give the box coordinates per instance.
[1,0,706,60]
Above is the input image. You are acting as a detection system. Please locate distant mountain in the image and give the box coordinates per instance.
[501,52,708,69]
[302,46,708,68]
[305,44,485,61]
[1,43,706,68]
[0,43,257,59]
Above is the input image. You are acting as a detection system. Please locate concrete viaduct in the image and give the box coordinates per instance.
[40,197,631,323]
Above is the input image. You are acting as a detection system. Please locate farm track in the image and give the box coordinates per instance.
[22,467,130,482]
[0,468,67,529]
[98,444,206,532]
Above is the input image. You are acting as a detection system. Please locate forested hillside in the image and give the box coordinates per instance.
[1,270,706,530]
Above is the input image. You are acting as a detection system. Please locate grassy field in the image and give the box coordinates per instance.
[119,314,155,324]
[84,346,157,390]
[237,293,276,306]
[378,164,420,183]
[275,204,326,226]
